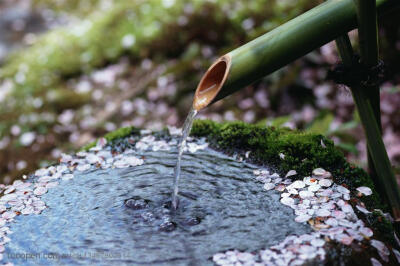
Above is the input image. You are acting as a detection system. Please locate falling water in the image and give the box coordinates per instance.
[171,107,198,210]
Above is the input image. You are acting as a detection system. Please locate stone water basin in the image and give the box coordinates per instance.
[0,123,398,265]
[2,134,310,265]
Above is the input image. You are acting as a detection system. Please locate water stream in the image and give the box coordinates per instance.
[171,107,198,210]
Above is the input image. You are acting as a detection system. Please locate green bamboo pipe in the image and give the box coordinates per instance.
[193,0,398,110]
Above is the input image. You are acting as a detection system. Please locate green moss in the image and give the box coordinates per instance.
[367,211,395,245]
[81,126,140,151]
[191,120,383,207]
[192,120,336,175]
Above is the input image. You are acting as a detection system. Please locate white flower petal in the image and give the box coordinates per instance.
[285,170,297,178]
[316,209,331,217]
[34,186,48,196]
[356,205,371,214]
[295,214,311,223]
[310,238,325,247]
[393,249,400,264]
[336,185,350,195]
[280,197,294,206]
[291,180,305,189]
[356,186,372,196]
[319,179,332,187]
[308,184,320,192]
[299,190,314,199]
[263,183,275,191]
[360,227,373,238]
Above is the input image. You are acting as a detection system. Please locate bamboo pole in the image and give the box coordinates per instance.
[335,35,400,219]
[351,88,400,220]
[353,0,382,199]
[192,0,398,110]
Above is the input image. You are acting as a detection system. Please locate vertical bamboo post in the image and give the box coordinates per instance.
[353,0,382,187]
[335,35,400,220]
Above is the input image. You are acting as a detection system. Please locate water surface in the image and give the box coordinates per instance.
[5,144,311,265]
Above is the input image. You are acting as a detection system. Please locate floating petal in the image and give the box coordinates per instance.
[263,183,275,191]
[295,214,311,223]
[280,197,294,206]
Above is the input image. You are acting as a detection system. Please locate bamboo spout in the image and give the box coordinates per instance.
[193,56,231,110]
[193,0,397,110]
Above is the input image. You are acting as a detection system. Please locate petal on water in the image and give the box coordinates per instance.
[295,214,311,223]
[263,183,275,191]
[280,197,294,206]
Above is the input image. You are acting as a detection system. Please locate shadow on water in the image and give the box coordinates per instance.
[5,146,311,265]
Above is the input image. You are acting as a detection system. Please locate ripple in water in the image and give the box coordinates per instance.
[5,145,311,265]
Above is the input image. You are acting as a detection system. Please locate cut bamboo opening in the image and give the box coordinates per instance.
[193,56,231,110]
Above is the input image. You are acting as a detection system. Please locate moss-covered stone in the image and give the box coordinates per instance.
[367,211,396,245]
[190,119,400,244]
[81,126,140,151]
[191,120,383,208]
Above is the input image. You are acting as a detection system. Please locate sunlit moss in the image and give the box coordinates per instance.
[191,120,381,206]
[81,126,140,151]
